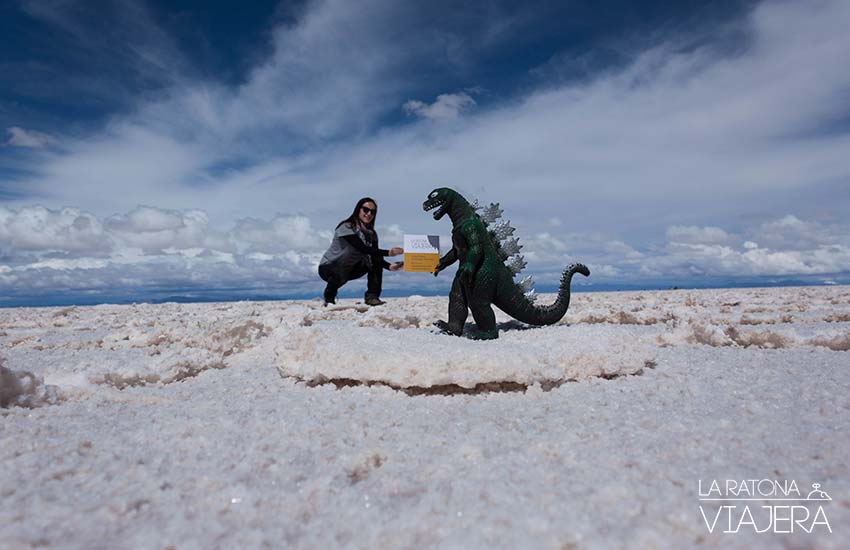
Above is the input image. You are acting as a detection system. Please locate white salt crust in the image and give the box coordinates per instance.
[1,286,849,548]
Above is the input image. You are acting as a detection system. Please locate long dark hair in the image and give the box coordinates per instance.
[337,197,377,230]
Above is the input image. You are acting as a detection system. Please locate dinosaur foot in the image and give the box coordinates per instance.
[433,320,463,336]
[468,328,499,340]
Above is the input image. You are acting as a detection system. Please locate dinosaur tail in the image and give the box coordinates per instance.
[495,263,590,326]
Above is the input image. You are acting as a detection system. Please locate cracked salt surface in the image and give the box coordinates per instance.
[1,286,849,548]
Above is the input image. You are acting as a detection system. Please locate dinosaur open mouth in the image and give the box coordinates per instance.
[423,198,446,219]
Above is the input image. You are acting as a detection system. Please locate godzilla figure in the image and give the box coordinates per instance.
[423,187,590,339]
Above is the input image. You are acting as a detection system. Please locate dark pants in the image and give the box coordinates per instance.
[318,261,382,302]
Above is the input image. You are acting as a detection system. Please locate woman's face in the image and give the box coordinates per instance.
[358,201,377,225]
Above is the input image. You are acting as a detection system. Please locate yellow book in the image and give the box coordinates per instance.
[403,235,440,273]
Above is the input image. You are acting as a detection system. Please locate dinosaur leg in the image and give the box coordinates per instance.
[464,274,499,339]
[434,276,467,336]
[468,298,498,340]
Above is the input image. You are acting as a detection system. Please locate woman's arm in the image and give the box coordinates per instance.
[341,234,389,257]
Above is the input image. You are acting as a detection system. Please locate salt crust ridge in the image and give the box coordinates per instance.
[0,286,847,401]
[274,322,655,389]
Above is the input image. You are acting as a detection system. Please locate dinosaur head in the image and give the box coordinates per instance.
[423,187,463,220]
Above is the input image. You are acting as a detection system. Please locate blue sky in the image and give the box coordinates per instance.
[2,0,850,306]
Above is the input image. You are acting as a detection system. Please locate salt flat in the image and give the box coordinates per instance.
[1,286,849,549]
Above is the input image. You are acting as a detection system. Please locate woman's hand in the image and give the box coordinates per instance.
[389,262,404,271]
[389,247,403,256]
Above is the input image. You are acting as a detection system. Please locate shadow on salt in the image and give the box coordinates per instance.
[274,321,657,393]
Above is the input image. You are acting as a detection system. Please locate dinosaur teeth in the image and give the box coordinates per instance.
[423,200,444,212]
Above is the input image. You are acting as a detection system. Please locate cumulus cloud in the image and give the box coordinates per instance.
[1,202,849,302]
[403,92,477,120]
[0,205,343,301]
[105,207,217,251]
[521,232,569,261]
[652,214,850,279]
[5,127,57,148]
[0,206,111,255]
[516,213,850,285]
[660,241,850,278]
[750,215,837,251]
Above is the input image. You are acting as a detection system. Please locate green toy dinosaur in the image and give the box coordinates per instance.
[423,187,589,339]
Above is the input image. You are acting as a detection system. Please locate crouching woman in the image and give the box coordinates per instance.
[318,197,403,306]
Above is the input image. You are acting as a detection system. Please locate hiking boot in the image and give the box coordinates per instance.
[364,296,386,306]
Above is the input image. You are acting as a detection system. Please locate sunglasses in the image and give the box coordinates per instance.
[360,206,376,215]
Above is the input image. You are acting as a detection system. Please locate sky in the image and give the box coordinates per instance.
[2,0,850,306]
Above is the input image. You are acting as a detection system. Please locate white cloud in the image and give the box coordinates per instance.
[105,206,215,251]
[403,92,477,120]
[522,232,568,258]
[1,203,849,299]
[666,225,731,244]
[3,0,850,297]
[0,205,336,299]
[109,206,197,233]
[0,206,111,254]
[10,0,850,237]
[379,224,405,244]
[25,257,110,271]
[751,214,834,251]
[603,240,643,260]
[656,214,850,278]
[590,264,621,278]
[5,127,57,148]
[231,215,331,253]
[517,213,850,283]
